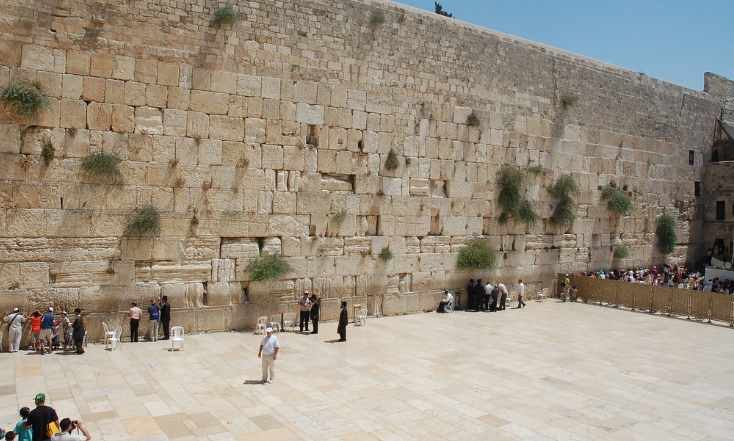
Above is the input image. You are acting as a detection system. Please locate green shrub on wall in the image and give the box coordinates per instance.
[123,206,161,237]
[601,185,632,216]
[41,141,55,165]
[378,247,393,262]
[80,151,123,185]
[656,214,677,254]
[331,211,346,228]
[385,149,399,171]
[457,239,497,270]
[0,79,50,118]
[244,253,296,281]
[497,166,537,228]
[548,174,580,229]
[210,7,236,27]
[613,246,630,259]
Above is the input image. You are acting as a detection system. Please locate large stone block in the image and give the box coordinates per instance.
[209,115,244,141]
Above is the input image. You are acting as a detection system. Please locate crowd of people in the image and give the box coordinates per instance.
[0,393,91,440]
[458,278,526,311]
[2,307,86,355]
[578,263,734,294]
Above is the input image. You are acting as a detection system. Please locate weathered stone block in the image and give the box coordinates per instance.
[209,115,245,141]
[190,90,229,115]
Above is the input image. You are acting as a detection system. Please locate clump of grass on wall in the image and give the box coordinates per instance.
[613,246,630,259]
[80,151,123,185]
[369,12,385,27]
[209,7,236,28]
[123,206,161,237]
[0,79,50,119]
[378,247,393,262]
[331,211,346,228]
[601,184,632,216]
[385,149,399,171]
[466,111,480,127]
[548,174,580,229]
[561,93,579,109]
[244,253,296,281]
[656,214,677,254]
[497,166,537,228]
[528,164,544,175]
[41,141,55,165]
[457,239,497,270]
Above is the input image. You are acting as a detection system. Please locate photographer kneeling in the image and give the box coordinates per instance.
[52,418,91,440]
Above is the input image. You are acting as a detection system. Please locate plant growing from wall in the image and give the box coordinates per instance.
[123,205,161,237]
[516,200,537,228]
[66,127,77,137]
[244,253,296,281]
[548,174,580,229]
[457,238,497,270]
[331,211,346,228]
[561,93,579,109]
[655,214,677,254]
[80,151,123,185]
[613,246,630,259]
[0,79,50,119]
[378,247,393,262]
[434,2,453,17]
[528,164,544,175]
[41,141,55,165]
[385,149,399,171]
[466,111,480,127]
[369,12,385,27]
[497,166,537,228]
[601,184,632,216]
[209,7,236,28]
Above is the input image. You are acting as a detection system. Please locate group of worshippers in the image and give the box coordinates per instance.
[2,307,86,355]
[0,393,91,440]
[465,279,513,311]
[579,263,734,293]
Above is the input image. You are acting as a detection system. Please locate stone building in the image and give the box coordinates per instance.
[0,0,732,335]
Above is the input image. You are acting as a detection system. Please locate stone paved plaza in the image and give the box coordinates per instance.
[2,301,734,440]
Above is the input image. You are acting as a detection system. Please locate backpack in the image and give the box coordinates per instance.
[151,306,159,320]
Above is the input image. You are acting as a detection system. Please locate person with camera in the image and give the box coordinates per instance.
[51,419,91,441]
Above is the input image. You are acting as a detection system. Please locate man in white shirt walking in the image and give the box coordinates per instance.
[516,279,526,308]
[258,327,280,384]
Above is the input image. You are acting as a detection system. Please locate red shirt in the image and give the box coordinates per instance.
[30,316,42,333]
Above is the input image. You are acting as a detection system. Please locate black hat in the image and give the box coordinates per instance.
[74,308,82,313]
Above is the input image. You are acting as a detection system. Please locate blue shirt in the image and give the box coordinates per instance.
[41,313,56,330]
[15,418,33,441]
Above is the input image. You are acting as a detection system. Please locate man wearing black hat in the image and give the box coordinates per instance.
[51,418,91,440]
[72,309,85,355]
[309,294,320,334]
[24,393,58,441]
[337,301,348,342]
[160,296,171,340]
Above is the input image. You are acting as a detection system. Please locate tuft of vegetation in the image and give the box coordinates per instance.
[457,239,497,270]
[516,200,537,229]
[41,141,55,165]
[497,166,536,227]
[528,164,544,175]
[561,93,579,108]
[209,7,236,28]
[0,79,50,119]
[601,184,632,216]
[369,12,386,27]
[613,246,630,259]
[80,151,123,185]
[244,253,296,281]
[434,2,453,17]
[385,149,399,171]
[405,157,411,166]
[378,247,393,262]
[331,211,346,228]
[190,213,199,226]
[466,111,480,127]
[66,127,77,137]
[123,206,161,237]
[656,214,677,254]
[548,174,580,229]
[105,261,116,275]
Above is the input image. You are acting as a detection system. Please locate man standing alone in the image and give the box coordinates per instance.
[337,301,348,342]
[127,302,142,342]
[258,327,279,383]
[72,308,85,354]
[517,279,526,308]
[160,296,171,340]
[298,292,311,333]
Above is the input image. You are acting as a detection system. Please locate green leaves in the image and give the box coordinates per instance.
[601,185,632,216]
[244,253,296,281]
[656,214,677,254]
[457,239,497,270]
[0,79,50,118]
[548,174,580,229]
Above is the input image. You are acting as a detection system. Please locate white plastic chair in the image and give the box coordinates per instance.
[255,316,268,334]
[269,314,281,333]
[356,307,368,326]
[170,326,184,351]
[102,322,115,346]
[537,288,548,301]
[106,327,122,351]
[444,299,454,313]
[283,312,296,332]
[507,292,515,305]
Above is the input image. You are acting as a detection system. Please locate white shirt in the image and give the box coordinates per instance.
[484,283,493,294]
[497,284,508,295]
[261,334,280,355]
[518,282,525,296]
[443,292,454,303]
[4,312,25,330]
[52,432,87,441]
[298,296,311,311]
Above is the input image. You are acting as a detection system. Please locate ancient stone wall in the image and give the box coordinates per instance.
[0,0,732,333]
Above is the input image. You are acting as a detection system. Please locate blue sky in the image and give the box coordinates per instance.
[392,0,732,91]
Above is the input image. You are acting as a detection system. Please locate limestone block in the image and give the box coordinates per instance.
[144,262,211,283]
[161,283,187,309]
[87,102,112,131]
[211,71,237,94]
[237,74,261,96]
[294,81,317,104]
[111,56,135,80]
[382,177,402,196]
[221,238,259,259]
[212,259,236,283]
[0,124,21,153]
[0,263,20,289]
[296,103,324,125]
[192,68,210,91]
[189,90,229,115]
[49,261,113,287]
[347,90,366,110]
[62,74,83,99]
[185,283,204,307]
[261,77,280,99]
[268,215,310,236]
[81,76,105,102]
[352,110,367,130]
[187,112,209,139]
[111,104,134,133]
[157,63,180,86]
[168,87,190,110]
[163,109,186,136]
[102,79,124,105]
[209,115,244,141]
[90,54,112,78]
[244,118,266,143]
[124,82,146,106]
[134,59,157,84]
[198,139,223,166]
[66,51,90,76]
[135,107,163,135]
[21,45,55,72]
[146,84,168,108]
[296,192,330,215]
[272,191,296,214]
[262,144,284,169]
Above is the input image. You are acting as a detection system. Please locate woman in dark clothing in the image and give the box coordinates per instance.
[337,301,348,342]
